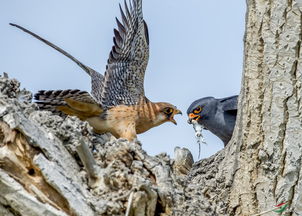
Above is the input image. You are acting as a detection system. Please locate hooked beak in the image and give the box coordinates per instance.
[170,109,182,125]
[175,109,182,115]
[187,113,201,124]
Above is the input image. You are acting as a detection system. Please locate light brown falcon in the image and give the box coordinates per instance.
[10,0,182,141]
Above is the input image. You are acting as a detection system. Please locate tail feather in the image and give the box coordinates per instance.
[10,23,104,101]
[35,89,103,119]
[9,23,100,78]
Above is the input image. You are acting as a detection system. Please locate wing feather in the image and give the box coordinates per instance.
[100,0,149,107]
[219,95,238,111]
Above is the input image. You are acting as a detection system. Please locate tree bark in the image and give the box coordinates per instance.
[1,0,302,216]
[0,75,195,215]
[230,0,302,214]
[174,0,302,215]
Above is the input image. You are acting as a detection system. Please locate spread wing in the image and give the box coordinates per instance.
[9,23,104,102]
[99,0,149,107]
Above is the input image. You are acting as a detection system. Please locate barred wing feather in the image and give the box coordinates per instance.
[100,0,149,107]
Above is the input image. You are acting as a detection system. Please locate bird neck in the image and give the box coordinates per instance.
[134,99,168,134]
[136,98,160,121]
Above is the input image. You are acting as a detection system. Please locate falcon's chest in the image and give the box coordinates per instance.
[87,101,162,137]
[86,105,137,137]
[104,105,138,124]
[105,102,161,134]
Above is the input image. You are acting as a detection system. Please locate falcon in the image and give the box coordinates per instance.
[187,96,238,146]
[10,0,181,141]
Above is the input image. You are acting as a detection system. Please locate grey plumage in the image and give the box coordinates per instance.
[187,95,238,146]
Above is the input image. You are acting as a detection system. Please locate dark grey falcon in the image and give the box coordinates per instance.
[187,95,238,146]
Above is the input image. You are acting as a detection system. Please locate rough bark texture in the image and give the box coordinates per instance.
[174,0,302,215]
[1,0,302,215]
[229,0,302,215]
[0,74,194,216]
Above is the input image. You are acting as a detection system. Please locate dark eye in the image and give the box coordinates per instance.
[164,108,173,114]
[193,106,202,114]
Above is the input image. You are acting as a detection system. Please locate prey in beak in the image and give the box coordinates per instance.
[187,113,201,124]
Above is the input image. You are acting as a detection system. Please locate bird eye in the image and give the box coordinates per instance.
[164,108,173,114]
[193,106,202,114]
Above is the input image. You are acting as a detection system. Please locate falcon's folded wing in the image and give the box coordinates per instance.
[220,95,238,115]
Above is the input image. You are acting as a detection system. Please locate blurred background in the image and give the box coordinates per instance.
[0,0,246,160]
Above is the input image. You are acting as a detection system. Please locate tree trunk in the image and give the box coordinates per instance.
[230,0,302,214]
[1,0,302,216]
[174,0,302,215]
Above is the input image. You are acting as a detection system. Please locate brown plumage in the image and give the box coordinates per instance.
[88,98,181,141]
[11,0,181,141]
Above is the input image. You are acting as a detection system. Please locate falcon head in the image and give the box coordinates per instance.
[156,102,182,125]
[187,97,217,125]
